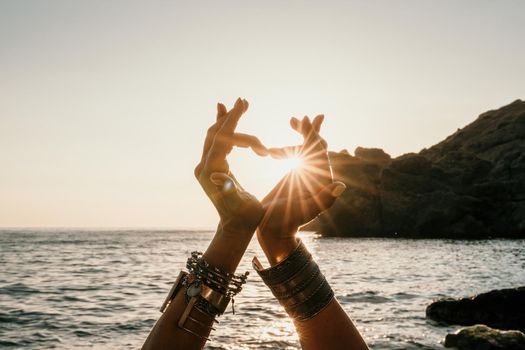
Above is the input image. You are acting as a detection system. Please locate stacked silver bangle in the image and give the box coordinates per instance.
[252,239,334,321]
[186,251,249,301]
[160,252,249,340]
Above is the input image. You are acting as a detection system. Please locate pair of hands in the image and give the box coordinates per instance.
[194,98,346,266]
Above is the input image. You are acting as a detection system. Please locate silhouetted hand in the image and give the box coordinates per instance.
[194,98,267,237]
[141,99,270,350]
[257,115,346,264]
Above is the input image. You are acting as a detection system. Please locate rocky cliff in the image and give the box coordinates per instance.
[306,99,525,237]
[426,287,525,332]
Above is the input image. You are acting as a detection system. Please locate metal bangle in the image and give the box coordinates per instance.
[271,263,322,299]
[252,239,313,286]
[290,283,334,321]
[200,283,231,315]
[253,239,334,321]
[187,254,249,296]
[162,250,250,341]
[160,271,188,313]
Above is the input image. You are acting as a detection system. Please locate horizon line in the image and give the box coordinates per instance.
[0,226,215,231]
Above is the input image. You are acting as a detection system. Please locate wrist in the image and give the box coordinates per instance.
[256,230,299,266]
[221,213,261,239]
[203,225,256,273]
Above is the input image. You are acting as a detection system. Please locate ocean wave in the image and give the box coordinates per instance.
[0,283,40,296]
[339,291,392,304]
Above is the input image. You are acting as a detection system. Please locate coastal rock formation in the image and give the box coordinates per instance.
[444,325,525,350]
[426,287,525,332]
[305,99,525,237]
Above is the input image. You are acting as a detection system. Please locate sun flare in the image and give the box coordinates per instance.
[278,155,304,174]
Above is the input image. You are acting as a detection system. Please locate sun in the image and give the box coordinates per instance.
[277,155,304,174]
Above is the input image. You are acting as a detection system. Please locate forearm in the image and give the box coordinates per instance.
[142,224,255,350]
[142,284,209,350]
[203,223,254,273]
[255,233,368,350]
[294,299,368,350]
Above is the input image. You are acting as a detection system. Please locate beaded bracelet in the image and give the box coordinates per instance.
[253,239,334,321]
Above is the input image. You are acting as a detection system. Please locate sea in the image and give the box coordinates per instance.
[1,229,524,349]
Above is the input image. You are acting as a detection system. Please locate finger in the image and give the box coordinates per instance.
[232,133,269,156]
[289,116,327,152]
[195,102,231,178]
[207,103,230,151]
[290,116,316,145]
[312,114,324,132]
[205,98,248,164]
[291,114,323,135]
[216,102,228,121]
[219,98,248,136]
[300,117,324,157]
[290,117,301,133]
[301,115,312,137]
[297,181,346,223]
[302,116,330,156]
[277,116,330,183]
[311,114,328,150]
[301,116,317,144]
[268,145,302,159]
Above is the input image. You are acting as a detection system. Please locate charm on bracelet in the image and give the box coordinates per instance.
[161,251,250,340]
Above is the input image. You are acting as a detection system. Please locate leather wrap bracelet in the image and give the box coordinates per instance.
[252,239,334,321]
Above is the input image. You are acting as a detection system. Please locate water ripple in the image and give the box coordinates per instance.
[0,229,524,349]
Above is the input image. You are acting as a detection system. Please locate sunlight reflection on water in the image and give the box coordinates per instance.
[0,230,524,349]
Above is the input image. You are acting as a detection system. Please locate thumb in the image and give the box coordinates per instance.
[210,172,249,214]
[300,181,346,222]
[210,172,238,194]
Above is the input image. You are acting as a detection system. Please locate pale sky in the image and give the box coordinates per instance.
[1,0,524,228]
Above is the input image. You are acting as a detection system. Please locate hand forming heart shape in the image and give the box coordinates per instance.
[194,98,346,267]
[142,97,363,350]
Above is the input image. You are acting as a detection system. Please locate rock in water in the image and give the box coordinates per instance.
[426,287,525,332]
[444,325,525,350]
[306,99,525,237]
